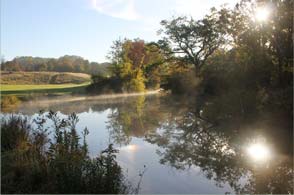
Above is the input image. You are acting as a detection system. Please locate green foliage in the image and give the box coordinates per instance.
[107,39,147,92]
[163,71,198,95]
[1,111,130,194]
[88,39,167,93]
[159,0,292,120]
[159,8,229,76]
[86,75,123,94]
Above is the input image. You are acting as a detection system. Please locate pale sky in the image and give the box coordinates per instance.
[1,0,237,62]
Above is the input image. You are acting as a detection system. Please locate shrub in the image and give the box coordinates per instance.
[86,75,123,94]
[1,95,20,111]
[162,71,201,95]
[1,111,131,194]
[122,70,145,92]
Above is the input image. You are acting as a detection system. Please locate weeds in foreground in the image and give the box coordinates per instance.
[1,111,133,194]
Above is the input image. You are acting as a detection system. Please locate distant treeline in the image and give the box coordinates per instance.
[0,55,111,75]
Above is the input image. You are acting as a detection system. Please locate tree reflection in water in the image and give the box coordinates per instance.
[107,96,148,146]
[106,95,293,194]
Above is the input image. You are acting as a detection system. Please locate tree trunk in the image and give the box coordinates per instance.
[277,57,283,87]
[194,64,200,77]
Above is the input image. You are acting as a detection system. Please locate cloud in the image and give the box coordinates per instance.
[91,0,139,20]
[88,0,237,27]
[173,0,236,19]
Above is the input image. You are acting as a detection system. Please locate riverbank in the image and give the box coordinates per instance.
[17,89,163,105]
[0,88,164,112]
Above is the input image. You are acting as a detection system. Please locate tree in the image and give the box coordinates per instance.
[106,38,166,92]
[230,0,293,86]
[3,61,21,71]
[0,55,108,74]
[159,8,230,76]
[107,38,126,77]
[262,0,293,86]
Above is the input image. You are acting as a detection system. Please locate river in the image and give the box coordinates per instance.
[1,93,293,194]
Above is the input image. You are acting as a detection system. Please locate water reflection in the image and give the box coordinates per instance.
[2,94,293,194]
[104,95,293,193]
[121,144,138,152]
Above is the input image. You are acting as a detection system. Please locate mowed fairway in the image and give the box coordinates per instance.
[1,83,89,91]
[1,71,91,85]
[0,71,91,95]
[1,82,90,95]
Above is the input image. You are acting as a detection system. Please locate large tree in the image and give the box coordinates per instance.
[229,0,293,86]
[159,8,230,76]
[107,38,166,91]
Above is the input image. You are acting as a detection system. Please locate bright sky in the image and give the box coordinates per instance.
[1,0,237,63]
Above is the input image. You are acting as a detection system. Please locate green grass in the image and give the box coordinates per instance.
[1,82,90,95]
[1,71,91,85]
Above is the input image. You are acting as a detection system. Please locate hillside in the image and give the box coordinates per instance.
[0,55,111,75]
[1,71,91,85]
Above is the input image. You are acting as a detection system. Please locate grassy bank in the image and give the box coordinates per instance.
[0,71,91,96]
[0,82,90,95]
[1,71,91,85]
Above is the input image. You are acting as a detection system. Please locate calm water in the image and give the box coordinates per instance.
[1,93,293,194]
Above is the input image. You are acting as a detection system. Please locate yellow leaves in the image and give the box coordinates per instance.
[124,70,146,92]
[110,39,164,92]
[119,62,133,78]
[119,62,146,92]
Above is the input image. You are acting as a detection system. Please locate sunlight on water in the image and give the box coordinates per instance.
[121,144,138,152]
[247,143,270,161]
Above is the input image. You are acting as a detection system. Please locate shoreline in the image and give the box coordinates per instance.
[23,89,164,104]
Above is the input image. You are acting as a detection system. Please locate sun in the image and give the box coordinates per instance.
[255,7,270,22]
[247,143,270,161]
